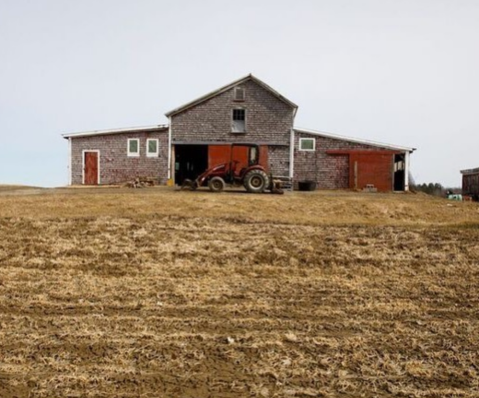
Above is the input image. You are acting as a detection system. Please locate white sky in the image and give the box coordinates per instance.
[1,0,478,187]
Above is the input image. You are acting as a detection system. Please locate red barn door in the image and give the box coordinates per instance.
[84,151,99,185]
[208,145,269,171]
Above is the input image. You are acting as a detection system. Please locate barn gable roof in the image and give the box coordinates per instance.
[62,124,169,139]
[460,167,479,175]
[294,127,416,153]
[165,74,298,118]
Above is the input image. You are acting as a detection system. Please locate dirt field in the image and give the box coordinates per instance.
[1,187,478,397]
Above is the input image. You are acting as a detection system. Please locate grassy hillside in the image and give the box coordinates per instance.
[0,187,478,226]
[0,188,478,397]
[0,184,39,192]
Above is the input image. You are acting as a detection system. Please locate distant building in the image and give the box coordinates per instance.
[460,167,479,200]
[62,74,415,191]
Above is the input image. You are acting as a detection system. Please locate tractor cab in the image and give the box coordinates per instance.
[229,144,260,178]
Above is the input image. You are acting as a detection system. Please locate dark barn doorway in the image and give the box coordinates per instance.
[174,145,208,185]
[394,154,406,191]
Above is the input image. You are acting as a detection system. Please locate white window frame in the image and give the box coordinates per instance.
[127,138,140,157]
[232,108,247,133]
[299,137,316,151]
[146,138,159,157]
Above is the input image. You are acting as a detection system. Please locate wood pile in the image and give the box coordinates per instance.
[124,176,157,188]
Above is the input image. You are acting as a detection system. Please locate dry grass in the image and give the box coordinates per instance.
[0,188,478,397]
[1,187,478,226]
[0,185,40,193]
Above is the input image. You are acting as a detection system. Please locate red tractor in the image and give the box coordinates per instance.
[182,143,279,193]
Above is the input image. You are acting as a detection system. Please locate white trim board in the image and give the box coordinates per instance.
[289,128,294,178]
[167,118,172,180]
[68,137,72,185]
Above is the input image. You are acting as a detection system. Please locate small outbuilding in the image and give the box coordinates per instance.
[461,167,479,200]
[63,74,415,191]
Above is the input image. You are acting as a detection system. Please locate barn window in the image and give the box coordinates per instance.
[234,87,245,101]
[128,138,140,157]
[299,138,316,151]
[232,109,246,133]
[146,139,159,157]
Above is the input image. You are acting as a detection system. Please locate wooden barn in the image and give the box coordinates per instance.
[461,167,479,200]
[63,74,415,192]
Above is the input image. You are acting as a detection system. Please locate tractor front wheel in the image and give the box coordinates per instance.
[244,170,270,193]
[208,176,226,192]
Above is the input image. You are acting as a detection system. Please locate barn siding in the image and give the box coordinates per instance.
[71,129,168,185]
[461,169,479,199]
[170,79,294,177]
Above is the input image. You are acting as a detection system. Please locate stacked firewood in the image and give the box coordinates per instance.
[124,177,157,188]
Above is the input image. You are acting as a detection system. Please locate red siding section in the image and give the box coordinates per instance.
[208,145,269,171]
[349,152,394,192]
[259,146,269,171]
[208,145,230,168]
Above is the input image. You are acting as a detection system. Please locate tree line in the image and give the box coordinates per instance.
[412,182,445,196]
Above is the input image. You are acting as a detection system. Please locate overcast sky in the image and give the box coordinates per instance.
[1,0,478,187]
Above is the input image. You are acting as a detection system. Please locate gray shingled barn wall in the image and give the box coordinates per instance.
[170,79,295,177]
[293,131,393,190]
[70,129,168,185]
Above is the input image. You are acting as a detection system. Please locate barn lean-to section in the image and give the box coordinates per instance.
[293,128,413,192]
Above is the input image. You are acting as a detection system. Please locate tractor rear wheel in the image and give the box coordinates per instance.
[208,176,225,192]
[244,170,270,193]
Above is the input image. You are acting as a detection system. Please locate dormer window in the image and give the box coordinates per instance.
[232,109,246,133]
[234,87,245,102]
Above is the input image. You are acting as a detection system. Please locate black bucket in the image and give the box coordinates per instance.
[298,181,317,191]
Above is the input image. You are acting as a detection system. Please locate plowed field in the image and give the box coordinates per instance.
[0,188,478,397]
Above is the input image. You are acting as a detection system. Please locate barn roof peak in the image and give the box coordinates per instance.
[165,74,298,118]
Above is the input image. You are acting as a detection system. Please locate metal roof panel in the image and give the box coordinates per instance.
[294,127,416,152]
[62,124,169,139]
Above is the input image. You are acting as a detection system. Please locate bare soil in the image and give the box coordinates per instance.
[0,188,478,397]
